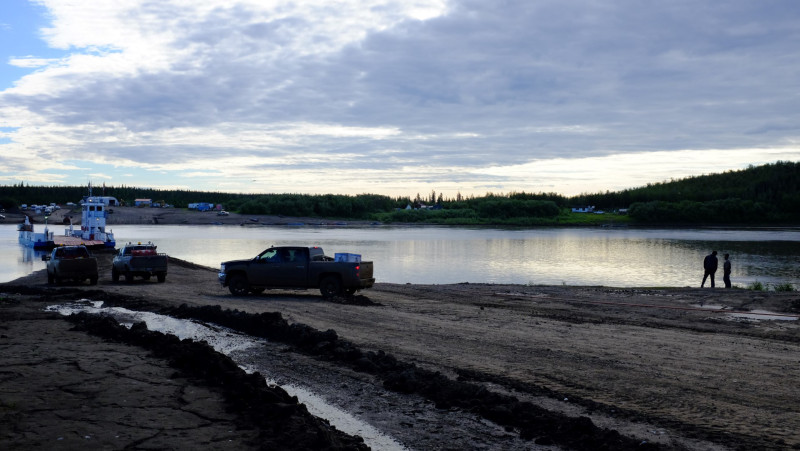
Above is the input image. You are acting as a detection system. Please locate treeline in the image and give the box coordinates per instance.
[622,161,800,223]
[0,184,242,210]
[1,161,798,225]
[373,193,562,225]
[224,194,399,219]
[571,161,800,207]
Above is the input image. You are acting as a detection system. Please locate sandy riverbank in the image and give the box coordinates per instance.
[2,253,800,450]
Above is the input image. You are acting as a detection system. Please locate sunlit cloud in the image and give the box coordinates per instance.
[0,0,798,196]
[8,57,58,68]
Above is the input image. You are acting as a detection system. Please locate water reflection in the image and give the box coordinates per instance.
[2,224,799,288]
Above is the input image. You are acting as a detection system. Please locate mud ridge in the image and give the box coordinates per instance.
[65,311,369,451]
[154,303,660,450]
[17,283,660,450]
[455,368,769,450]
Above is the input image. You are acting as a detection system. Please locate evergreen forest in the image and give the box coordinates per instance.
[1,161,798,226]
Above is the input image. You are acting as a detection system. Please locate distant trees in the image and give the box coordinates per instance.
[628,199,778,223]
[225,194,401,219]
[1,161,798,225]
[572,161,800,212]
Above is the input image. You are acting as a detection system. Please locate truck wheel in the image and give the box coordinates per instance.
[228,274,250,296]
[90,276,98,285]
[250,287,265,294]
[143,274,151,281]
[112,268,119,282]
[320,276,342,298]
[157,272,166,283]
[47,272,54,285]
[345,288,357,296]
[125,272,133,283]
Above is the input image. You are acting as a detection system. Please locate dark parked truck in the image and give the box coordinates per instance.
[42,245,99,285]
[218,246,375,298]
[112,241,169,283]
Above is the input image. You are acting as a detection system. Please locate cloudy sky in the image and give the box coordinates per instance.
[1,0,798,198]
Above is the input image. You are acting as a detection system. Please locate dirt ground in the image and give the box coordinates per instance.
[2,247,800,450]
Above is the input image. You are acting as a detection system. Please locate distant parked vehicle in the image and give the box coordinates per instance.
[217,210,230,216]
[42,245,98,285]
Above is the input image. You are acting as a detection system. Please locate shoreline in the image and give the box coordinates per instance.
[2,258,800,449]
[4,206,799,229]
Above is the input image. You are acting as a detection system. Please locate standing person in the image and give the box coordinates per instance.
[701,250,718,288]
[723,253,732,288]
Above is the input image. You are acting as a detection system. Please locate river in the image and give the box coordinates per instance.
[2,224,798,288]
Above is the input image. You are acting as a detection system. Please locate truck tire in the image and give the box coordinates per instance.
[250,287,265,294]
[320,276,342,298]
[125,271,133,283]
[345,288,357,296]
[157,272,166,283]
[228,274,250,296]
[112,268,120,283]
[90,276,98,285]
[47,272,54,285]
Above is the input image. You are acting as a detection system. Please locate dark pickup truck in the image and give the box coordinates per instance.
[218,246,375,298]
[112,242,169,283]
[42,245,99,285]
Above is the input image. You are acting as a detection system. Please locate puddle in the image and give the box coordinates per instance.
[47,300,409,451]
[691,304,798,321]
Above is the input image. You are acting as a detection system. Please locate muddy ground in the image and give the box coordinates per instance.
[2,252,800,450]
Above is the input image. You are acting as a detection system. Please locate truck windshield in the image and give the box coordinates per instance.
[59,247,89,258]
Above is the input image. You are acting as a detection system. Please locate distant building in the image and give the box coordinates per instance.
[188,202,215,211]
[134,199,152,207]
[571,206,595,213]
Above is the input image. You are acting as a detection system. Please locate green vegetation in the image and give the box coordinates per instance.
[773,283,796,292]
[746,281,796,292]
[225,194,397,220]
[0,161,798,226]
[615,161,800,224]
[747,281,765,291]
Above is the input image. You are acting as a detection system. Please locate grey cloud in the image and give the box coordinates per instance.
[3,0,799,175]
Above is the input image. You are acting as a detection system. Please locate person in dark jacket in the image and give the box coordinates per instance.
[723,253,732,288]
[701,251,718,288]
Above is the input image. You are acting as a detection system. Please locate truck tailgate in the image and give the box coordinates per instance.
[359,261,374,280]
[129,255,168,269]
[358,261,375,287]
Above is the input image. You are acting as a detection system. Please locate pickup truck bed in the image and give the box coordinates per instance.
[113,242,169,283]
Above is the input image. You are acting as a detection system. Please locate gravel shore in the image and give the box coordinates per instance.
[2,215,800,450]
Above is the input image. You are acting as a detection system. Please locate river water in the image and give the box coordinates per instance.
[2,224,798,288]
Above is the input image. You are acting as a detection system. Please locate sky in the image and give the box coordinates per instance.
[0,0,798,198]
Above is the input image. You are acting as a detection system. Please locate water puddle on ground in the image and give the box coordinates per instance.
[691,304,798,321]
[46,300,409,451]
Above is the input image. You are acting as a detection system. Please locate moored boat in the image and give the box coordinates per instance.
[18,216,55,250]
[64,185,116,249]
